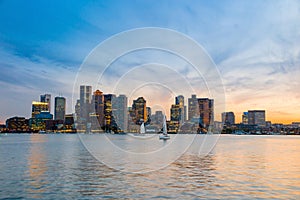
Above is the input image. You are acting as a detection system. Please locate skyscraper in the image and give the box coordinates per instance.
[93,90,105,128]
[188,94,199,121]
[248,110,266,127]
[151,110,164,125]
[198,98,214,128]
[221,112,235,126]
[40,94,51,112]
[54,96,66,121]
[175,95,185,123]
[104,94,116,132]
[130,97,147,125]
[32,101,49,118]
[112,94,128,132]
[242,112,248,124]
[79,85,92,121]
[170,104,181,122]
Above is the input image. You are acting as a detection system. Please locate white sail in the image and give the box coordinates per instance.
[163,115,167,135]
[140,122,145,134]
[159,115,170,140]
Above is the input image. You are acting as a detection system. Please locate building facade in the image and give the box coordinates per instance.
[32,101,49,118]
[104,94,116,132]
[112,94,128,132]
[79,85,92,122]
[40,94,51,112]
[6,117,29,132]
[188,94,199,121]
[198,98,214,128]
[130,97,147,125]
[175,95,186,123]
[93,90,105,128]
[242,112,249,124]
[54,96,66,121]
[248,110,266,127]
[222,112,235,126]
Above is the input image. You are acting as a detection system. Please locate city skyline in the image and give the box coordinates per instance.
[0,1,300,124]
[2,85,300,134]
[1,86,298,126]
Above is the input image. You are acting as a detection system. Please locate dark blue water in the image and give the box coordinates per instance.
[0,134,299,199]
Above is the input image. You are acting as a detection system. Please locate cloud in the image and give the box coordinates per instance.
[0,47,77,120]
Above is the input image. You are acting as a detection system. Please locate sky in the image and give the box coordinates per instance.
[0,0,300,124]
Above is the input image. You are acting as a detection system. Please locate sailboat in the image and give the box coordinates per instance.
[159,115,170,140]
[140,122,146,134]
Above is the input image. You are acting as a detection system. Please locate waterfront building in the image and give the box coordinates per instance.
[35,111,53,120]
[292,122,300,128]
[242,112,248,124]
[40,94,51,112]
[64,114,75,132]
[54,96,66,121]
[151,111,164,125]
[32,101,49,118]
[175,95,186,123]
[198,98,214,128]
[104,94,116,132]
[89,113,102,132]
[93,90,105,128]
[6,117,29,132]
[167,120,179,134]
[45,119,64,131]
[222,112,235,126]
[248,110,266,127]
[75,100,80,120]
[130,97,147,125]
[188,94,199,121]
[79,85,92,122]
[112,94,128,132]
[170,104,181,122]
[0,124,7,133]
[30,111,53,131]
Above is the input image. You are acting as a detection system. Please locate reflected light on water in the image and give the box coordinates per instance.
[27,134,48,199]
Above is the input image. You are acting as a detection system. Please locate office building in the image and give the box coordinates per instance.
[242,112,249,124]
[30,111,53,131]
[40,94,51,112]
[175,95,186,123]
[170,104,181,122]
[198,98,214,128]
[93,90,105,127]
[188,94,199,121]
[152,110,164,125]
[32,101,49,118]
[104,94,116,131]
[130,97,147,125]
[6,117,29,132]
[222,112,235,126]
[79,85,92,121]
[112,94,128,132]
[248,110,266,127]
[54,96,66,121]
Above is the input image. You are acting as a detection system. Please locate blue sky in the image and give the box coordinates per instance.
[0,0,300,123]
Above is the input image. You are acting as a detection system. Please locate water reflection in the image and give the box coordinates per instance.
[1,135,300,199]
[26,134,48,199]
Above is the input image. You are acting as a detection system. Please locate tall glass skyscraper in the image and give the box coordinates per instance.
[188,94,199,121]
[198,98,214,128]
[54,96,66,121]
[112,94,128,132]
[175,95,186,123]
[79,85,92,121]
[40,94,51,112]
[130,97,147,125]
